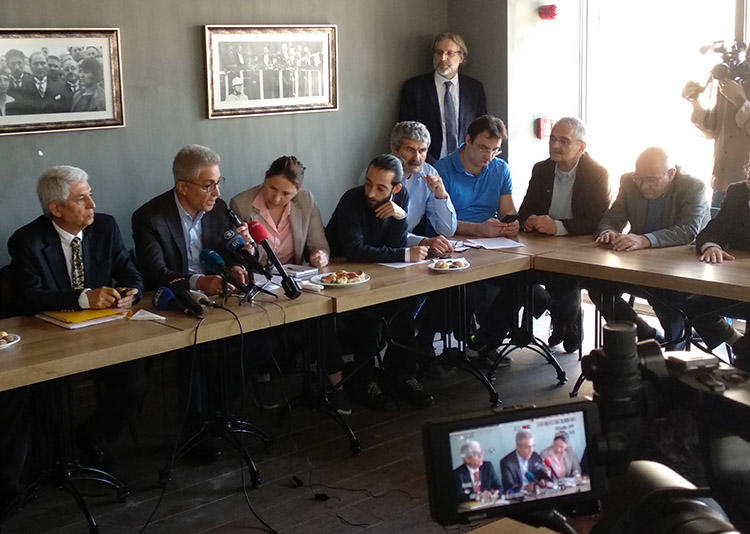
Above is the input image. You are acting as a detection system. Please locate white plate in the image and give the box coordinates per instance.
[0,334,21,350]
[310,272,371,287]
[429,260,470,273]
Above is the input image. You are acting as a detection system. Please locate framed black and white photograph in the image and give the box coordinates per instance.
[0,28,124,136]
[205,24,338,119]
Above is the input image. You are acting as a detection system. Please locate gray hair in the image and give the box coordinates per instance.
[432,32,468,61]
[554,117,587,142]
[172,144,220,184]
[460,439,481,456]
[37,165,89,217]
[515,429,533,445]
[390,121,432,151]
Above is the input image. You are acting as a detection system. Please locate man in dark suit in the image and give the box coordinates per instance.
[399,32,487,163]
[679,161,750,369]
[518,117,611,352]
[454,439,502,503]
[588,147,710,348]
[132,145,277,451]
[7,165,147,471]
[0,68,19,116]
[131,144,250,294]
[4,49,30,102]
[499,430,551,495]
[17,51,68,115]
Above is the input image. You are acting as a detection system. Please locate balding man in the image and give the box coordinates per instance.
[588,147,710,347]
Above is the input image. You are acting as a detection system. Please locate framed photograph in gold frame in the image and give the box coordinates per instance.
[0,28,124,136]
[205,24,338,119]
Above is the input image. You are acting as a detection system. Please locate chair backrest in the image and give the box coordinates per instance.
[0,264,15,319]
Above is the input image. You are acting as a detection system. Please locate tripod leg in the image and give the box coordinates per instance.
[226,419,272,451]
[59,475,99,534]
[69,464,130,502]
[569,371,587,397]
[223,431,261,488]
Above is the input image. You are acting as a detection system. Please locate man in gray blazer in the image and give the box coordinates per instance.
[588,147,710,347]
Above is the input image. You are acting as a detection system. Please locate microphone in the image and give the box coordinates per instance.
[524,471,536,485]
[248,220,301,300]
[226,207,244,228]
[167,278,206,316]
[543,457,559,479]
[199,248,249,292]
[152,286,203,317]
[222,229,271,279]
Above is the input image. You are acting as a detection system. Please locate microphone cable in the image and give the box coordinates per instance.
[213,301,280,534]
[139,316,204,534]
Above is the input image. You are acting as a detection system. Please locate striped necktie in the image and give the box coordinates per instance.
[71,237,84,290]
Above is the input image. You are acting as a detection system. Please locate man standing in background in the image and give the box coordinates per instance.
[399,32,487,163]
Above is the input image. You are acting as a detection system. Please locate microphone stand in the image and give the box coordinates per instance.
[238,279,277,304]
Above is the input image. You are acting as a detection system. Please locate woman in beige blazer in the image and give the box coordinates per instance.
[230,156,350,414]
[230,155,330,268]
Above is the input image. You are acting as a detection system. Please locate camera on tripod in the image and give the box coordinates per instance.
[423,322,750,532]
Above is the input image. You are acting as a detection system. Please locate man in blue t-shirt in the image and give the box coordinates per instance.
[430,115,521,355]
[434,115,518,237]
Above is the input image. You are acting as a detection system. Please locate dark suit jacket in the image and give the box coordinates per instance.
[499,450,546,494]
[454,462,503,502]
[695,181,750,253]
[518,152,611,236]
[132,188,236,290]
[17,76,68,114]
[398,72,487,163]
[598,170,709,247]
[7,214,142,315]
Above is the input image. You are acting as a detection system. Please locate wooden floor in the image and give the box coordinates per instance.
[3,312,599,534]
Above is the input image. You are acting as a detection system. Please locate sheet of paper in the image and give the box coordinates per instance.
[465,237,525,250]
[378,259,430,268]
[130,309,165,321]
[448,240,470,252]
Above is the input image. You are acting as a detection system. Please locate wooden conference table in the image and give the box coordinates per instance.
[534,240,750,302]
[2,234,749,393]
[0,248,529,393]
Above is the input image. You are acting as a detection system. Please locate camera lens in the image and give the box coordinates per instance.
[602,322,637,360]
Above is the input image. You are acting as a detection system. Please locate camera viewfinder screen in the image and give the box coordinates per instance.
[449,409,591,513]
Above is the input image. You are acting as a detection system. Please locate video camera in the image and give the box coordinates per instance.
[423,322,750,532]
[702,40,750,83]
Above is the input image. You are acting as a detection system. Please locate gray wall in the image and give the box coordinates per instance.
[0,0,456,265]
[447,0,508,129]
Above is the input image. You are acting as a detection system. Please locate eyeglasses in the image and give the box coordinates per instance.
[182,176,225,193]
[464,450,483,457]
[433,49,462,59]
[548,135,579,146]
[473,143,502,156]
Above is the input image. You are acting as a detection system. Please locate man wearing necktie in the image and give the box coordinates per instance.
[7,166,148,477]
[399,32,487,164]
[17,51,67,115]
[453,439,502,502]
